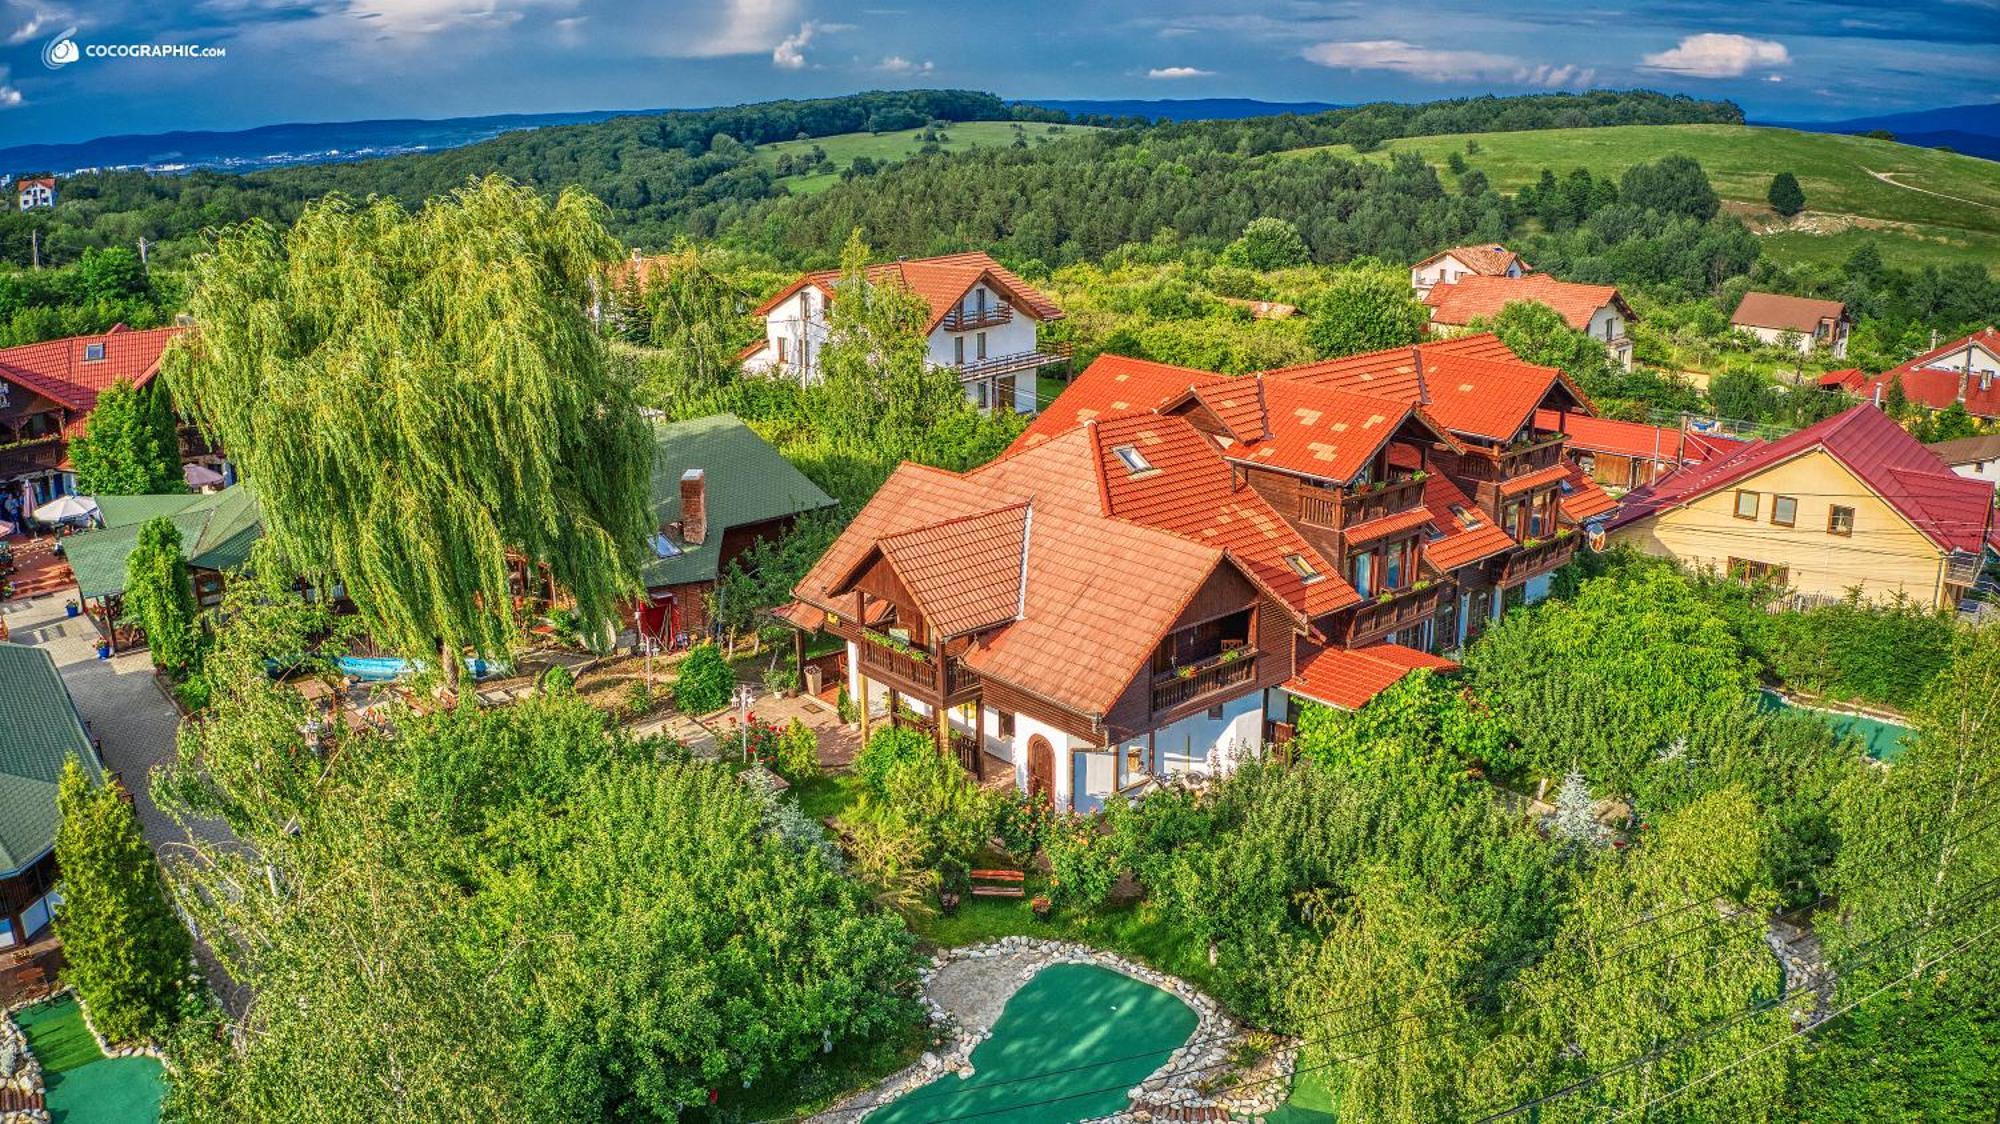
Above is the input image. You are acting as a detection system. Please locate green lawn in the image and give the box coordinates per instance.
[757,122,1097,195]
[1268,1067,1337,1122]
[1290,123,2000,272]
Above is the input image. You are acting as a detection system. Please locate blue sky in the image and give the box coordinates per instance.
[2,0,1997,145]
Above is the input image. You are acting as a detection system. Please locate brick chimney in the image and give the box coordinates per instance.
[680,469,707,546]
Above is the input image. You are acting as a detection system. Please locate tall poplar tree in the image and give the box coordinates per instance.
[68,378,185,496]
[125,515,202,676]
[164,178,654,690]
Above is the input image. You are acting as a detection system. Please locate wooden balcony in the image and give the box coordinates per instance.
[1298,491,1340,528]
[955,342,1073,381]
[1341,582,1443,645]
[940,304,1015,332]
[1341,474,1429,525]
[858,631,939,693]
[1500,531,1580,585]
[1497,435,1566,480]
[1150,648,1259,714]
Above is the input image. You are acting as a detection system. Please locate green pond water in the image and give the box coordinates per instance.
[869,962,1199,1124]
[1758,691,1910,761]
[16,997,165,1124]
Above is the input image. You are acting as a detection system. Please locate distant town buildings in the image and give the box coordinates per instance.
[1422,274,1638,371]
[1410,243,1531,296]
[14,177,55,210]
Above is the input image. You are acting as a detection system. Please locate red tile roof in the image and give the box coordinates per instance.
[1818,368,1867,391]
[840,503,1031,639]
[1286,642,1457,710]
[1270,338,1589,443]
[1556,464,1619,523]
[1497,462,1572,498]
[1730,292,1847,333]
[1534,409,1736,465]
[753,251,1063,336]
[1340,506,1436,546]
[1414,244,1530,277]
[1611,403,1995,553]
[0,325,185,412]
[1850,328,2000,418]
[1424,275,1633,332]
[1418,474,1517,572]
[1013,353,1225,452]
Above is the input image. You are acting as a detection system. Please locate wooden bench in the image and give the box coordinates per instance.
[969,868,1026,899]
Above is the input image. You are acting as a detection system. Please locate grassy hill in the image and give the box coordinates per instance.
[1293,123,2000,272]
[755,121,1096,195]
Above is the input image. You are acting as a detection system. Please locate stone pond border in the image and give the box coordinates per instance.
[813,938,1299,1122]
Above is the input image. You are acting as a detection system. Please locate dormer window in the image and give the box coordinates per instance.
[83,343,105,362]
[1284,553,1324,584]
[1112,445,1153,474]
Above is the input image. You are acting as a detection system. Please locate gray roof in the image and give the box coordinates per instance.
[0,642,100,875]
[643,414,835,589]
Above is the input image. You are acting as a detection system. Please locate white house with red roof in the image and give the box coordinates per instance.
[1410,244,1530,296]
[14,177,55,210]
[1608,403,1994,611]
[0,325,192,522]
[1850,328,2000,421]
[739,251,1067,415]
[1424,274,1638,371]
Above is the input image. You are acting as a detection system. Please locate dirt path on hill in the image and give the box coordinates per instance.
[1863,168,1998,210]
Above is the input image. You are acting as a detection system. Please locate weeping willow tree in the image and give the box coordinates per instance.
[164,177,653,691]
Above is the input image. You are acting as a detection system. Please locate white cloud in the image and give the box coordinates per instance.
[1302,39,1587,87]
[878,55,933,74]
[5,1,61,46]
[0,63,19,107]
[1641,33,1790,78]
[1147,66,1214,79]
[342,0,559,36]
[1302,39,1518,81]
[772,19,814,68]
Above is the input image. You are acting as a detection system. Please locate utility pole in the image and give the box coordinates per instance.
[30,229,39,270]
[137,237,149,275]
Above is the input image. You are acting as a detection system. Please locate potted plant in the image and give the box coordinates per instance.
[64,599,79,619]
[1030,894,1053,921]
[1377,591,1394,604]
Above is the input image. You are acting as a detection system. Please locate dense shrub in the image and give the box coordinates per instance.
[1761,594,1954,710]
[671,642,734,714]
[853,725,934,796]
[1043,815,1122,909]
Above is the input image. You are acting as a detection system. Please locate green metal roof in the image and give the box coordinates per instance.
[65,485,265,599]
[642,414,834,589]
[0,642,101,875]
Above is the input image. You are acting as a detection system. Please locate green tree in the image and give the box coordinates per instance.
[164,178,654,692]
[124,516,203,676]
[54,761,191,1044]
[1484,300,1610,386]
[67,378,184,496]
[1226,217,1310,270]
[1293,669,1513,773]
[1618,155,1720,222]
[1709,368,1779,422]
[1306,267,1429,359]
[637,243,756,402]
[1767,171,1806,217]
[672,641,735,715]
[1883,372,1910,418]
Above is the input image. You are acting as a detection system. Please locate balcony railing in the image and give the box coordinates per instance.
[940,304,1015,332]
[1500,531,1580,584]
[955,342,1073,381]
[946,657,979,697]
[1947,550,1982,587]
[1342,582,1443,645]
[1151,648,1259,714]
[889,709,985,775]
[858,630,933,688]
[1497,435,1566,479]
[1341,474,1429,525]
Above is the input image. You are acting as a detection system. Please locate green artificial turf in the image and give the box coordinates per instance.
[44,1057,166,1124]
[867,962,1198,1123]
[15,997,102,1074]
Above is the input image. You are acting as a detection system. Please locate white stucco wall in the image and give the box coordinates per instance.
[747,288,833,383]
[1921,343,2000,383]
[1947,459,2000,485]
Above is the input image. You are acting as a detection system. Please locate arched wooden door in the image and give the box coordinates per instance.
[1026,736,1055,808]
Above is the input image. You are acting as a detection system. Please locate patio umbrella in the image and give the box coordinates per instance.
[32,495,98,523]
[0,521,15,538]
[183,462,225,488]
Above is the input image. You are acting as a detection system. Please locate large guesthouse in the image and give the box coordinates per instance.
[779,334,1617,811]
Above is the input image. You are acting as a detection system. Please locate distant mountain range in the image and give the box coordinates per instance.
[0,108,658,176]
[1016,98,1343,121]
[1765,102,2000,161]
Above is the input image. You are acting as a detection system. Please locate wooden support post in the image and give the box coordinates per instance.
[856,667,871,744]
[972,698,986,780]
[792,627,808,692]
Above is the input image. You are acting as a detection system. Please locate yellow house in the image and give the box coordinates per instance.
[1606,404,1994,610]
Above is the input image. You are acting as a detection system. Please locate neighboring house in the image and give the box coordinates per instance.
[636,413,835,647]
[1850,328,2000,420]
[1410,244,1530,296]
[1424,274,1638,371]
[1730,292,1851,358]
[1535,408,1746,492]
[14,177,55,210]
[1817,368,1869,394]
[1927,433,2000,485]
[1608,403,1995,611]
[0,326,198,523]
[739,251,1067,415]
[778,333,1611,812]
[0,641,101,950]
